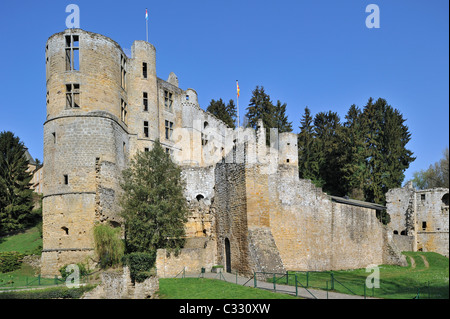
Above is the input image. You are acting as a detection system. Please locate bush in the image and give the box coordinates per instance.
[93,224,125,269]
[0,285,96,299]
[59,262,89,281]
[122,252,156,283]
[0,251,24,273]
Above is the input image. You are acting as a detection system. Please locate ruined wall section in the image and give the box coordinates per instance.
[269,165,393,271]
[415,188,449,257]
[213,163,252,275]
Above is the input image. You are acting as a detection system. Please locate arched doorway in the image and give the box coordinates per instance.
[225,238,231,273]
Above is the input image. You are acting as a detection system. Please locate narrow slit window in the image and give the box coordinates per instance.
[52,132,56,143]
[422,221,427,230]
[121,99,127,124]
[65,35,79,71]
[120,54,126,89]
[143,92,148,111]
[144,121,149,138]
[64,174,68,185]
[143,62,148,78]
[66,83,80,108]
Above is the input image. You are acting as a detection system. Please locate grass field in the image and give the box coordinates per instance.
[0,226,42,254]
[158,278,298,299]
[1,227,448,299]
[282,251,449,299]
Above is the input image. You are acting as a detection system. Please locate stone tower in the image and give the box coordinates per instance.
[41,29,159,275]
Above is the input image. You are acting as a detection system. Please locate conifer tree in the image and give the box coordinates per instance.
[206,98,237,129]
[0,131,34,235]
[298,107,321,184]
[339,104,367,200]
[245,86,276,144]
[120,140,189,255]
[313,111,345,196]
[274,100,293,133]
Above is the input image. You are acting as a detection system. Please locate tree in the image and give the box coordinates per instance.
[412,147,449,189]
[120,140,189,255]
[313,111,345,196]
[297,107,321,184]
[274,100,293,133]
[339,105,367,200]
[0,131,34,235]
[206,98,237,129]
[360,98,415,204]
[245,86,275,144]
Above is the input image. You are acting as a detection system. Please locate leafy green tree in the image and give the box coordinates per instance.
[0,131,34,235]
[412,147,449,189]
[206,98,237,129]
[120,140,189,256]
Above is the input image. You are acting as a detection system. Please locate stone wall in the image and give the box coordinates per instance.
[155,239,216,278]
[82,267,159,299]
[386,185,449,257]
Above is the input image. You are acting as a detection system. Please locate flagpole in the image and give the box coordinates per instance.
[145,8,148,42]
[236,80,240,128]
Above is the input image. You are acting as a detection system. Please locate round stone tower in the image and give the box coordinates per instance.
[41,29,137,276]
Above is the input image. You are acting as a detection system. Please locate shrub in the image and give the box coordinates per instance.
[93,224,125,269]
[59,262,89,281]
[0,251,24,273]
[122,252,156,283]
[0,285,96,299]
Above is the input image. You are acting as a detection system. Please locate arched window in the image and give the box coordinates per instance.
[196,194,204,201]
[393,230,398,235]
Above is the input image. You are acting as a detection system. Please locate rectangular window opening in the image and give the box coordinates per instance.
[164,90,173,111]
[65,35,79,71]
[120,54,126,90]
[143,92,148,111]
[66,83,80,108]
[144,121,149,138]
[422,221,427,230]
[64,174,68,185]
[143,62,148,78]
[165,120,174,140]
[121,99,127,124]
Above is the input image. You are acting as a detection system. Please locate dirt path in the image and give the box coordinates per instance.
[420,255,430,269]
[409,256,416,269]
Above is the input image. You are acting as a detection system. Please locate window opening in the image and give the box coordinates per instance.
[65,35,79,71]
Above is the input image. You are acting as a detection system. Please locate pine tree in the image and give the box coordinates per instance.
[0,131,34,235]
[313,111,345,196]
[339,105,367,200]
[245,86,276,144]
[297,107,321,184]
[360,98,415,204]
[206,98,237,129]
[274,100,293,133]
[245,86,274,127]
[120,140,189,255]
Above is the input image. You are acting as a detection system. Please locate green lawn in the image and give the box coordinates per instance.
[0,226,42,254]
[158,278,299,299]
[283,252,449,299]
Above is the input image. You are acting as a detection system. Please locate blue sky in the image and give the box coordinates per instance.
[0,0,448,183]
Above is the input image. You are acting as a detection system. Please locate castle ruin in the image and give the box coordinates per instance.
[41,29,424,277]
